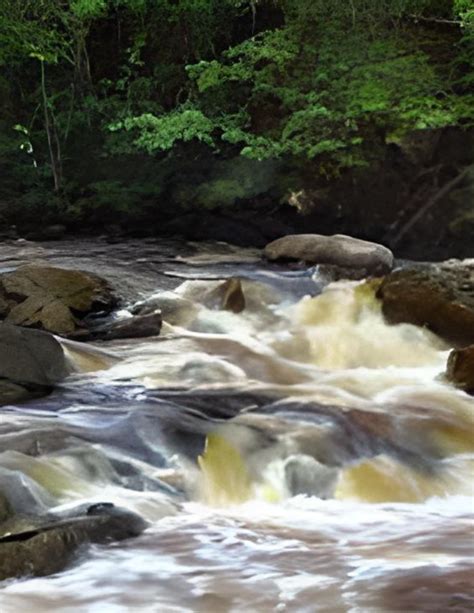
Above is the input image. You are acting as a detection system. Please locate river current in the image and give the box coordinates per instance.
[0,240,472,612]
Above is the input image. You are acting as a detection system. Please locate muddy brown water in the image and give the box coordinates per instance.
[0,239,473,612]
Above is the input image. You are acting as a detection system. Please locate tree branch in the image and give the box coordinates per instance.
[390,165,474,249]
[407,14,462,27]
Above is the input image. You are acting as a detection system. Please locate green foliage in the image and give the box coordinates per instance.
[106,0,474,175]
[110,108,216,152]
[0,0,473,219]
[71,0,107,19]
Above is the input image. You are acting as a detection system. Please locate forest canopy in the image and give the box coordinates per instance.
[0,0,473,248]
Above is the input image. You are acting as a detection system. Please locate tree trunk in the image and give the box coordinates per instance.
[40,61,61,192]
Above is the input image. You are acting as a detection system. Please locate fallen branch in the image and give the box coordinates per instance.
[390,165,474,249]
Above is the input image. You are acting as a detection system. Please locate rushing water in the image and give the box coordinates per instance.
[0,242,473,612]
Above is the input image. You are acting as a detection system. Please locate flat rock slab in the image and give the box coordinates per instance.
[264,234,394,274]
[0,264,115,335]
[0,323,71,387]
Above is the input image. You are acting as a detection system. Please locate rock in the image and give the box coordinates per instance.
[264,234,394,274]
[0,502,148,581]
[315,263,380,282]
[26,224,66,241]
[0,466,54,519]
[0,265,116,335]
[0,324,71,391]
[203,278,246,313]
[446,345,474,393]
[377,263,474,346]
[284,455,339,498]
[0,294,9,317]
[131,292,198,326]
[0,492,12,524]
[0,379,49,406]
[79,311,162,341]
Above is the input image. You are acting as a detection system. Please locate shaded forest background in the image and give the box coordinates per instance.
[0,0,473,258]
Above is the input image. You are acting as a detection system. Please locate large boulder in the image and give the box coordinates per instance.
[0,492,12,524]
[264,234,394,274]
[377,262,474,346]
[0,502,148,581]
[446,345,474,393]
[0,265,115,336]
[0,324,71,405]
[0,324,70,386]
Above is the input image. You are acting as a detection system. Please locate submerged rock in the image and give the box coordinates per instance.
[0,264,115,336]
[0,379,48,405]
[446,345,474,394]
[74,311,163,341]
[284,455,339,498]
[132,291,198,326]
[0,502,148,582]
[264,234,394,274]
[0,466,54,519]
[377,262,474,346]
[202,278,246,313]
[0,324,71,404]
[98,311,162,340]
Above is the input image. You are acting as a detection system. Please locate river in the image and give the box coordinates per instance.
[0,239,473,612]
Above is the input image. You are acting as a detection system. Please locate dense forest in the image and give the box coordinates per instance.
[0,0,473,257]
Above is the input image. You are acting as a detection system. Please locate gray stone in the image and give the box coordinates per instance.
[284,454,339,498]
[264,233,394,274]
[0,323,71,387]
[90,311,162,341]
[0,466,54,520]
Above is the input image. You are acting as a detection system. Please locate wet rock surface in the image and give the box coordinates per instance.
[0,502,148,582]
[446,344,474,394]
[0,379,50,406]
[264,233,394,274]
[0,264,115,336]
[202,278,246,313]
[0,324,71,405]
[378,260,474,346]
[0,238,258,303]
[74,311,163,341]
